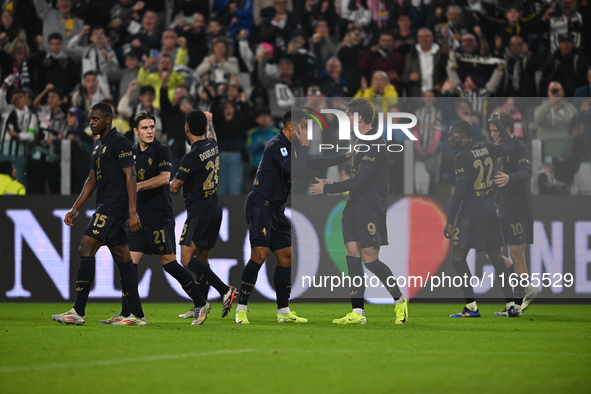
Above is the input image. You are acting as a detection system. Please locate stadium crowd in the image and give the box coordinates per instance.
[0,0,590,196]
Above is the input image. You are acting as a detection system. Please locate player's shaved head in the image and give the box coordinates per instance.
[91,102,113,119]
[451,120,473,140]
[283,108,307,128]
[185,109,208,136]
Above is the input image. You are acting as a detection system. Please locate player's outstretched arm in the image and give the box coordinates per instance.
[311,166,373,195]
[306,152,350,169]
[123,166,142,232]
[138,171,171,191]
[204,112,217,142]
[64,170,98,226]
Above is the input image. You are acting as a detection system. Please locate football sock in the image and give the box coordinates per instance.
[365,259,402,300]
[492,258,515,303]
[163,260,206,307]
[346,256,365,310]
[274,265,291,309]
[277,307,290,315]
[73,256,96,316]
[238,259,261,305]
[188,258,229,297]
[466,301,478,312]
[236,304,247,312]
[120,263,138,317]
[452,259,476,304]
[118,260,144,319]
[352,308,365,316]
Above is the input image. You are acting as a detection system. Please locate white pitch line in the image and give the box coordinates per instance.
[0,349,256,374]
[0,348,586,374]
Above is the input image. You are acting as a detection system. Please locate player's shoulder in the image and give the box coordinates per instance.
[153,138,171,153]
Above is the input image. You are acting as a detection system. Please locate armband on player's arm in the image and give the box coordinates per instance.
[324,166,373,194]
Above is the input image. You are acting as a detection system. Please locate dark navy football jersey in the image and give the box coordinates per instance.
[132,138,174,224]
[345,135,389,216]
[497,137,533,220]
[447,130,514,223]
[91,128,135,218]
[246,131,293,213]
[174,138,223,218]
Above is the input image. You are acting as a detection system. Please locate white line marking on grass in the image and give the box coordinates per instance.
[0,349,256,374]
[1,348,586,374]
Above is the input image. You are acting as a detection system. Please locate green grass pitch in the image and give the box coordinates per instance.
[1,302,590,394]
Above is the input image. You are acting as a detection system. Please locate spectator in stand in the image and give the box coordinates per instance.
[176,13,208,69]
[402,27,446,97]
[0,78,37,185]
[253,0,293,26]
[245,107,278,179]
[297,0,340,37]
[37,33,79,98]
[285,31,316,87]
[71,71,110,116]
[354,70,398,116]
[0,159,25,195]
[337,28,365,96]
[257,47,303,126]
[319,57,349,97]
[206,17,232,49]
[103,99,132,141]
[473,1,553,55]
[548,0,584,55]
[574,67,591,110]
[121,7,161,59]
[538,163,570,195]
[118,82,162,139]
[160,81,193,175]
[392,13,416,57]
[155,30,188,68]
[534,81,578,163]
[501,36,538,97]
[217,0,255,46]
[541,32,589,97]
[106,51,140,106]
[259,0,302,60]
[0,9,26,52]
[212,99,247,195]
[170,1,210,30]
[412,90,444,193]
[67,25,120,98]
[107,0,135,48]
[0,37,44,92]
[32,0,85,50]
[430,5,469,54]
[196,38,239,91]
[65,107,92,194]
[28,84,67,194]
[446,32,499,86]
[311,19,337,76]
[358,32,405,94]
[137,54,185,110]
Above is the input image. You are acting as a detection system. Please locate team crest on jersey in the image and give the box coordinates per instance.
[96,158,100,169]
[280,147,288,157]
[138,168,145,180]
[261,228,267,236]
[148,157,153,166]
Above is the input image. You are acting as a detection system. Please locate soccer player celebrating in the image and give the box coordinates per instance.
[53,103,146,326]
[100,112,211,326]
[490,111,539,316]
[310,98,408,325]
[444,115,519,318]
[170,110,237,320]
[235,109,310,324]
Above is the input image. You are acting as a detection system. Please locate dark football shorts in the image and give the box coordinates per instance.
[83,212,127,246]
[453,212,504,252]
[341,202,388,249]
[179,208,222,249]
[127,221,176,255]
[245,202,291,251]
[499,217,534,246]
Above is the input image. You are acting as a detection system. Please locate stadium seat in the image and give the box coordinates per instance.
[570,162,591,195]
